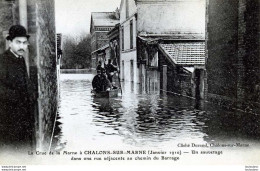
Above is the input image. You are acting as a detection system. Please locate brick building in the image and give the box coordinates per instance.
[90,11,119,70]
[206,0,260,111]
[0,0,57,151]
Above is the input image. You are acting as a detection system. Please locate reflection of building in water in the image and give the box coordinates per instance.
[139,70,160,94]
[0,0,58,151]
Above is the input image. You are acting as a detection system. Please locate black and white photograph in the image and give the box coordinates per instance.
[0,0,260,170]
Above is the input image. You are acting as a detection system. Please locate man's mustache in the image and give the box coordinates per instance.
[18,49,25,52]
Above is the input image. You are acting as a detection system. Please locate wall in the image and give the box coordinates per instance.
[120,0,137,23]
[206,0,260,111]
[91,30,110,52]
[120,0,139,83]
[0,1,13,54]
[206,0,239,105]
[35,0,57,151]
[237,0,260,105]
[120,50,139,83]
[91,32,97,52]
[121,16,137,50]
[96,32,110,50]
[136,0,205,37]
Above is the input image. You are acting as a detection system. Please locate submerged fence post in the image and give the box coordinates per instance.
[163,65,167,92]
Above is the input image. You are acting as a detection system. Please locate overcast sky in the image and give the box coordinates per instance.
[55,0,121,37]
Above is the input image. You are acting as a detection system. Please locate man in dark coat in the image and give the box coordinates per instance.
[92,68,112,92]
[0,25,33,151]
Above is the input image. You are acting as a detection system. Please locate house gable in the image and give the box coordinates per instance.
[120,0,137,23]
[136,0,205,38]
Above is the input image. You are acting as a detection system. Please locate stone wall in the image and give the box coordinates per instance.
[206,0,260,112]
[237,0,260,105]
[0,1,13,54]
[206,0,239,101]
[35,0,57,151]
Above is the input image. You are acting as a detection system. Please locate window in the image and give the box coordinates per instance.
[130,20,133,49]
[121,26,124,51]
[126,0,129,19]
[150,52,158,67]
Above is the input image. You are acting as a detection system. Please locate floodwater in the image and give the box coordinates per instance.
[51,73,260,155]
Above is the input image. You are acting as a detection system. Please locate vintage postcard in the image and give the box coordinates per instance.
[0,0,259,171]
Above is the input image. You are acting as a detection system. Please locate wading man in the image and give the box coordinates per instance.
[0,25,33,151]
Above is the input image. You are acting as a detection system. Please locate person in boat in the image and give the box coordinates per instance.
[105,59,118,82]
[96,61,104,72]
[92,68,112,92]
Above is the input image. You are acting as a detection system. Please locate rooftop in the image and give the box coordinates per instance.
[159,42,205,66]
[138,33,205,40]
[91,12,119,27]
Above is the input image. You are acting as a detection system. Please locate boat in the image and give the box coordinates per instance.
[91,88,119,98]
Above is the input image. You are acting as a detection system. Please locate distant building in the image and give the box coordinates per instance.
[206,0,260,111]
[90,11,119,70]
[96,44,110,68]
[119,0,206,97]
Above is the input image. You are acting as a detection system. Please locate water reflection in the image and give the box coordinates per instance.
[92,97,125,135]
[51,73,260,151]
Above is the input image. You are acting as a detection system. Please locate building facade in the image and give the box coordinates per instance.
[90,12,119,70]
[120,0,206,97]
[206,0,260,111]
[119,0,138,82]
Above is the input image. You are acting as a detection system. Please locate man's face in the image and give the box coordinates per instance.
[9,37,29,56]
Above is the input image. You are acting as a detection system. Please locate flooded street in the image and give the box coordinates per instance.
[51,73,260,153]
